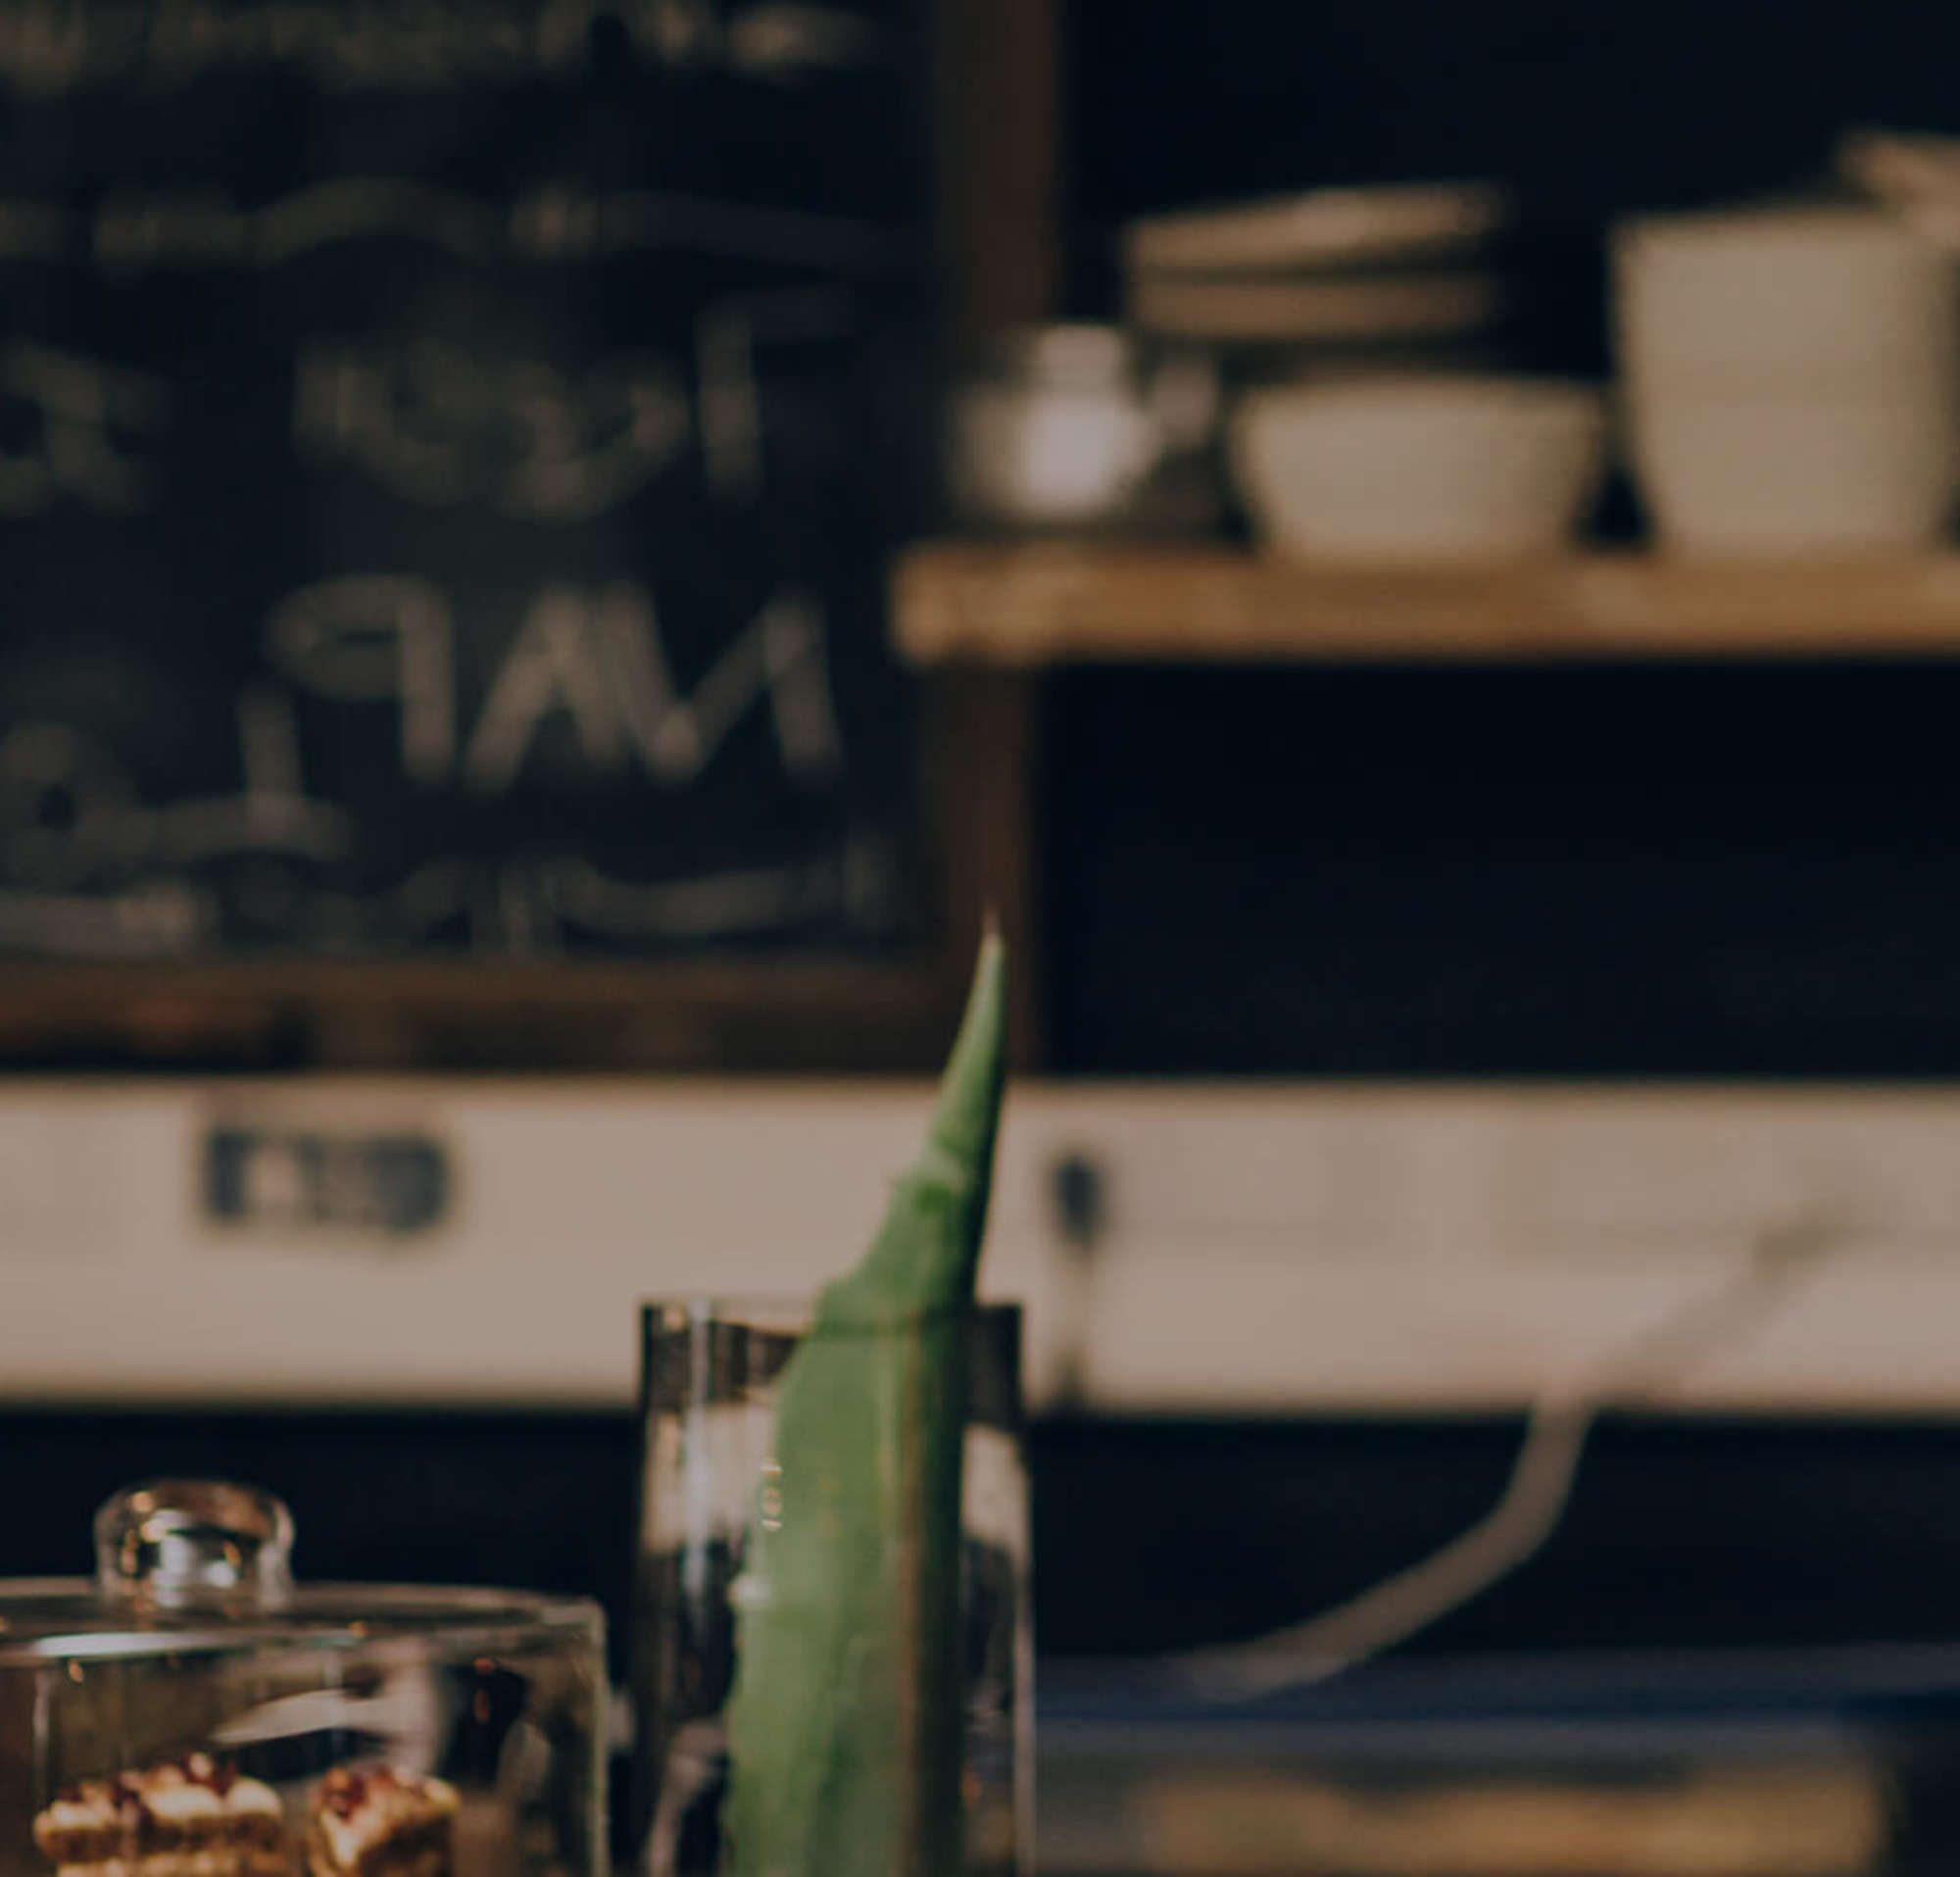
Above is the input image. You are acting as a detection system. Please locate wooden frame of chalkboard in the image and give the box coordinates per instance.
[0,0,1061,1076]
[0,670,1047,1072]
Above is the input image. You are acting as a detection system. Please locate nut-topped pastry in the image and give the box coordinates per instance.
[33,1754,290,1877]
[305,1769,458,1877]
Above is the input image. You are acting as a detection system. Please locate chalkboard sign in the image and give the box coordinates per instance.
[0,0,932,960]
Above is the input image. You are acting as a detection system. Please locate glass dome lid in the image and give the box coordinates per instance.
[0,1480,602,1666]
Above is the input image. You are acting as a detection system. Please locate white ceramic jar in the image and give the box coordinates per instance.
[1614,207,1960,552]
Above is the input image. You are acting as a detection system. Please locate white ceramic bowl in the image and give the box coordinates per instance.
[1230,375,1609,558]
[1628,389,1957,553]
[1614,207,1959,388]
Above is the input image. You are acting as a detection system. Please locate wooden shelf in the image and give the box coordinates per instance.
[0,954,962,1073]
[894,541,1960,665]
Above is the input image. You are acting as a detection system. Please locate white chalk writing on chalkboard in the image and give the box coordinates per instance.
[291,286,858,513]
[0,577,847,888]
[695,285,856,499]
[0,1,884,94]
[0,341,172,514]
[265,577,458,788]
[0,882,211,957]
[294,340,694,519]
[0,714,352,881]
[514,189,897,269]
[0,678,890,952]
[69,183,899,273]
[461,583,842,792]
[1,723,138,887]
[265,575,843,795]
[0,0,919,962]
[0,838,895,955]
[544,834,893,943]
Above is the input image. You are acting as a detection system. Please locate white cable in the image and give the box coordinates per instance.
[1172,1210,1841,1702]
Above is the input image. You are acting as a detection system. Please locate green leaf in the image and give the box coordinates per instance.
[721,934,1007,1877]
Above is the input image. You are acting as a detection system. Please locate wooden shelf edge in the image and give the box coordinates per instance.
[0,953,948,1006]
[0,952,963,1074]
[893,541,1960,665]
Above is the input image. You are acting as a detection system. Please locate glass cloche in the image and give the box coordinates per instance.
[0,1482,605,1877]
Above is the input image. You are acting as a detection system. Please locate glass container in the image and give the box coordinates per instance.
[629,1301,1030,1877]
[0,1480,606,1877]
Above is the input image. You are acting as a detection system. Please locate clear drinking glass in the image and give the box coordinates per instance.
[629,1300,1030,1877]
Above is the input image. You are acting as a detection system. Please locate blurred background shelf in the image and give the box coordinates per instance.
[896,543,1960,665]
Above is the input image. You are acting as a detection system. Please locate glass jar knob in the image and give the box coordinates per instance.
[95,1480,295,1611]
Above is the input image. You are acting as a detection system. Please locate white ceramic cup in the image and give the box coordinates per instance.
[1614,207,1960,389]
[1628,390,1957,553]
[950,385,1161,527]
[1615,207,1960,551]
[1230,375,1608,558]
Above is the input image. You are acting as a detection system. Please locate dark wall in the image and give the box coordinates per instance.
[1046,662,1960,1077]
[1065,0,1960,365]
[1034,1415,1960,1659]
[1070,0,1960,222]
[9,1409,1960,1665]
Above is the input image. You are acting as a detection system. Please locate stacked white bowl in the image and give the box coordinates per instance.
[1614,207,1960,553]
[1230,375,1608,558]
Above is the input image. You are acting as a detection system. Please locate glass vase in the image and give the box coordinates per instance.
[629,1299,1030,1877]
